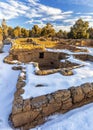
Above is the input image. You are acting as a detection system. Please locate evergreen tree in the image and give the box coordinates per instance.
[31,25,41,37]
[13,26,21,38]
[41,23,55,37]
[68,19,89,39]
[1,19,8,40]
[88,28,93,39]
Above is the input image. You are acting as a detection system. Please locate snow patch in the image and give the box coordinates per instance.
[0,45,20,129]
[22,60,93,99]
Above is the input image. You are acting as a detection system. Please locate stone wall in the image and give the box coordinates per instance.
[4,38,93,69]
[74,54,93,62]
[7,49,68,69]
[88,55,93,62]
[60,39,93,47]
[59,60,78,68]
[11,67,93,130]
[74,54,88,61]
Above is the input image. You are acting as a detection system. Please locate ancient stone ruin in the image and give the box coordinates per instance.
[10,66,93,130]
[5,39,93,129]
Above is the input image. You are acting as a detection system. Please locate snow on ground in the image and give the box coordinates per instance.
[76,46,93,55]
[22,46,93,99]
[22,60,93,99]
[31,103,93,130]
[0,45,20,130]
[21,46,93,129]
[1,44,93,130]
[46,48,88,55]
[61,55,89,65]
[47,46,93,55]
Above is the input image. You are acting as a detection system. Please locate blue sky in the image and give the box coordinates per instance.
[0,0,93,31]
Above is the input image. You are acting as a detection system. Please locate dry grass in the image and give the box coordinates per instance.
[11,37,57,50]
[11,38,44,50]
[32,37,57,48]
[11,44,45,50]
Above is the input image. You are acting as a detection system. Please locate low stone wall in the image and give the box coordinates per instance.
[88,55,93,62]
[74,54,88,61]
[10,66,93,130]
[60,39,93,47]
[5,49,69,69]
[35,68,73,76]
[33,62,83,76]
[59,60,79,68]
[74,54,93,62]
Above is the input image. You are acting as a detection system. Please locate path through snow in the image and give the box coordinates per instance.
[0,45,20,129]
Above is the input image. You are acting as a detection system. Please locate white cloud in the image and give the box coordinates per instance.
[57,0,93,7]
[80,16,93,21]
[1,0,93,31]
[89,21,93,27]
[26,19,43,25]
[26,0,93,30]
[28,0,40,5]
[26,0,74,25]
[0,0,72,22]
[63,18,78,24]
[0,0,30,19]
[73,0,93,7]
[62,11,73,15]
[80,16,92,19]
[76,12,93,15]
[54,25,71,31]
[41,15,65,22]
[38,4,62,15]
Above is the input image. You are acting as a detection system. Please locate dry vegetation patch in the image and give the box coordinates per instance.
[12,37,57,49]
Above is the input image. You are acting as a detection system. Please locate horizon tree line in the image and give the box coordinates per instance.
[0,18,93,40]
